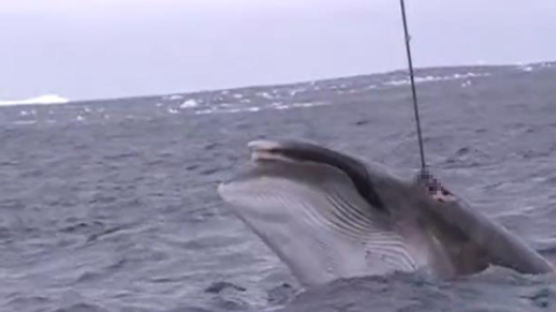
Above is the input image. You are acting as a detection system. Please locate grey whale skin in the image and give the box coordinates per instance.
[218,139,554,287]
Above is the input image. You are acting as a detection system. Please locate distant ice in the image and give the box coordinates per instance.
[180,99,198,109]
[0,94,69,106]
[166,94,183,100]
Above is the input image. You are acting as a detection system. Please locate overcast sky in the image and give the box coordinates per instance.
[1,0,555,101]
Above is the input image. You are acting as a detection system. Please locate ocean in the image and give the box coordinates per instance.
[1,62,555,311]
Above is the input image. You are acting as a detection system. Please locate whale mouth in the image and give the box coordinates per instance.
[218,140,418,286]
[246,139,387,213]
[248,140,294,162]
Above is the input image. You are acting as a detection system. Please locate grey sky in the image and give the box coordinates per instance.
[1,0,555,101]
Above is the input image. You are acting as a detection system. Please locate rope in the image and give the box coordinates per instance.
[399,0,427,175]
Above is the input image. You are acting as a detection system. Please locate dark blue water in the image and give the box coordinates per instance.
[1,62,555,311]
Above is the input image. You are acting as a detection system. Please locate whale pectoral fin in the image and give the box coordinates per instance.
[218,154,416,286]
[538,248,556,270]
[414,188,555,275]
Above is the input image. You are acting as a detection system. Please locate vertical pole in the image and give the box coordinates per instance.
[400,0,427,173]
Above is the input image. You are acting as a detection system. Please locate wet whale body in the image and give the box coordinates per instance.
[218,140,554,287]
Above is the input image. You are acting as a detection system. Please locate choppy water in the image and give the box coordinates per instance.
[1,62,556,311]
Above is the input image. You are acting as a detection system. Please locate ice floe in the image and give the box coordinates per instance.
[0,94,69,106]
[166,94,183,100]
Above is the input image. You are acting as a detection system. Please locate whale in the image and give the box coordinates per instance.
[218,139,554,287]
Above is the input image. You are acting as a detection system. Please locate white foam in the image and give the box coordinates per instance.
[194,108,215,115]
[271,101,329,110]
[461,80,472,88]
[167,108,179,114]
[291,102,329,108]
[13,120,37,125]
[180,99,198,109]
[76,115,85,121]
[258,92,273,99]
[289,88,305,97]
[0,94,69,106]
[384,72,490,87]
[192,100,330,116]
[223,108,243,114]
[233,93,243,99]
